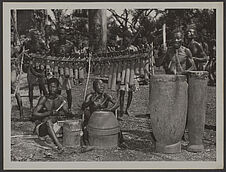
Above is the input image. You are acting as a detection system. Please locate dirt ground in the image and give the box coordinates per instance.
[10,70,216,161]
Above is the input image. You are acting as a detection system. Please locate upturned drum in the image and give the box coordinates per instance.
[87,111,120,149]
[149,75,188,153]
[62,120,82,147]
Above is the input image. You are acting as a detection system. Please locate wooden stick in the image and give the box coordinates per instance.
[163,23,166,48]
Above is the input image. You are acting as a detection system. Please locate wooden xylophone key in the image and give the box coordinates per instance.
[117,61,122,82]
[54,61,59,78]
[74,63,79,84]
[79,62,85,80]
[69,63,74,79]
[125,60,131,85]
[140,58,145,77]
[108,62,114,89]
[93,62,98,76]
[135,58,140,75]
[120,61,126,85]
[100,62,105,78]
[104,62,109,78]
[144,58,150,80]
[111,61,118,91]
[59,61,64,76]
[129,60,135,86]
[64,59,70,78]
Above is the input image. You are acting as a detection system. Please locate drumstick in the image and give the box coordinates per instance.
[56,100,67,112]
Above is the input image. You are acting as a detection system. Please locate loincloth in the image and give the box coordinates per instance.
[58,77,72,90]
[35,121,62,138]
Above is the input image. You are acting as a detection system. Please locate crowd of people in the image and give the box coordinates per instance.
[11,24,216,151]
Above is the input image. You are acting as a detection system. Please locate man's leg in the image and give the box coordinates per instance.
[125,90,133,115]
[119,90,125,117]
[39,78,48,96]
[28,84,34,109]
[66,89,72,111]
[46,119,63,150]
[15,92,23,118]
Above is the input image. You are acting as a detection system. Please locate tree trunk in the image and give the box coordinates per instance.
[88,9,107,53]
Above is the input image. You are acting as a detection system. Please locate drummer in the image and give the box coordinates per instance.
[81,79,120,145]
[156,29,196,74]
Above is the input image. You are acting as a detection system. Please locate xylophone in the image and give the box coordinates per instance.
[21,43,154,89]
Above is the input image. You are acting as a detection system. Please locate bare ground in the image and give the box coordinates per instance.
[10,72,216,161]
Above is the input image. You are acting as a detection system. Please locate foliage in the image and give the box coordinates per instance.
[12,9,216,49]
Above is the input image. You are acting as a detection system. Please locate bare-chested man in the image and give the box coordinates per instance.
[156,29,196,74]
[186,27,208,71]
[81,79,120,146]
[33,78,73,151]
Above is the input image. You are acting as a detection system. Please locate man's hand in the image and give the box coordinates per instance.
[90,95,98,103]
[160,44,167,54]
[51,110,59,116]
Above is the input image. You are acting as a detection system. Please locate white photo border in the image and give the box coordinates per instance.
[3,1,224,170]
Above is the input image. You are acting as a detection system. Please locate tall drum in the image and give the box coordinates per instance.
[187,71,208,152]
[149,75,188,153]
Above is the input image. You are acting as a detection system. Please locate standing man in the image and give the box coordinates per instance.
[49,27,75,113]
[156,29,196,74]
[117,31,139,118]
[186,27,208,71]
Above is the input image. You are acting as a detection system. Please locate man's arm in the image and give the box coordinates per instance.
[81,94,93,111]
[185,48,197,72]
[193,43,208,62]
[155,46,169,67]
[105,94,119,112]
[29,62,45,78]
[33,96,52,119]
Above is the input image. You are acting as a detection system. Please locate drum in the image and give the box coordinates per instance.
[62,120,82,147]
[87,111,120,149]
[149,74,188,153]
[187,71,208,152]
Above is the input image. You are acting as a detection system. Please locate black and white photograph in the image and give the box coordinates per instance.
[3,1,224,170]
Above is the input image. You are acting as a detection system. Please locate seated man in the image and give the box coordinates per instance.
[32,78,73,151]
[81,79,120,146]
